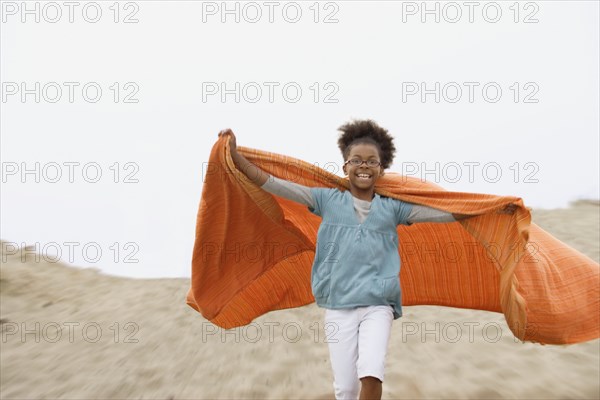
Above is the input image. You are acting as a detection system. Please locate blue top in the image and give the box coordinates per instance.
[308,187,414,319]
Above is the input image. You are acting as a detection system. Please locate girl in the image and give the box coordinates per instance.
[218,120,514,400]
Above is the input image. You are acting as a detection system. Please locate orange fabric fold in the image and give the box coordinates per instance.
[186,136,600,345]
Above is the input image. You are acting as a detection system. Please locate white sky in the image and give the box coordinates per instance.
[1,0,599,278]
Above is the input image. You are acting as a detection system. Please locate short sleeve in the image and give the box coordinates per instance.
[394,199,414,226]
[308,187,332,217]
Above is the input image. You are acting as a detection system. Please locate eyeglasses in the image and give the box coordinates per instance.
[344,158,381,168]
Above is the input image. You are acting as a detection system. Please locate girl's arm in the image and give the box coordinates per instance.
[406,204,456,224]
[452,204,518,221]
[218,129,315,208]
[219,129,271,186]
[407,204,517,224]
[261,175,315,208]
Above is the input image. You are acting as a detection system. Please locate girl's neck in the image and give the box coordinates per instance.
[349,187,375,202]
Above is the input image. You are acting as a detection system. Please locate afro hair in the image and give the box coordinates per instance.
[337,119,396,169]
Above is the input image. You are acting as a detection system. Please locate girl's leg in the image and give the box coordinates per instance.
[324,308,361,400]
[359,377,382,400]
[356,305,394,400]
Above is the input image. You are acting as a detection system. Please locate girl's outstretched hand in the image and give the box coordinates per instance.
[218,128,237,153]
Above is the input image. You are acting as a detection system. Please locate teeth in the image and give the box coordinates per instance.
[357,174,371,178]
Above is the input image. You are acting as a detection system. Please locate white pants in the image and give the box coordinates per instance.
[324,305,394,400]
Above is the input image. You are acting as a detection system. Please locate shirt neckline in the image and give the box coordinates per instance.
[346,191,379,225]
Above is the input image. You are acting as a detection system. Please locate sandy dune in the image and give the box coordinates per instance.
[1,200,598,399]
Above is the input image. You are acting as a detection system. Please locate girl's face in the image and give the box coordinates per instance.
[342,143,384,190]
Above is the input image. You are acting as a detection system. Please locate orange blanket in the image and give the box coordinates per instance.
[186,136,599,345]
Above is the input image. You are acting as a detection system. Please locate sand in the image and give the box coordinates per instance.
[1,200,598,399]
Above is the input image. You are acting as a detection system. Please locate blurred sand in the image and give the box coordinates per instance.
[1,200,598,399]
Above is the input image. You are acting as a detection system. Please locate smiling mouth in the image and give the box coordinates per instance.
[356,173,372,181]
